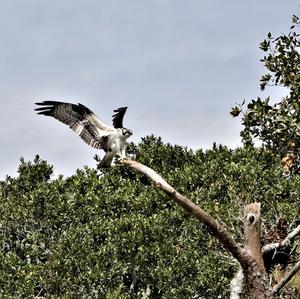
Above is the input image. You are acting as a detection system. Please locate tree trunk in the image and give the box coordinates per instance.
[244,203,265,273]
[243,203,273,299]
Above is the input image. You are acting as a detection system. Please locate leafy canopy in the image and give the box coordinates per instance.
[0,137,299,298]
[231,15,300,162]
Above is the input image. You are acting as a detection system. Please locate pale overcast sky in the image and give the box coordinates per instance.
[0,1,298,179]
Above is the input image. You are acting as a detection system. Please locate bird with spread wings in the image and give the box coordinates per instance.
[35,101,132,167]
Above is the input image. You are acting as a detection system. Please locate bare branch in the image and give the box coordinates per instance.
[263,224,300,254]
[272,260,300,295]
[122,159,244,261]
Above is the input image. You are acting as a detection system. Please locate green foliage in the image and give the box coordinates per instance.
[231,15,300,162]
[1,138,299,298]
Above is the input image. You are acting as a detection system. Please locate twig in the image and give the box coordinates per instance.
[272,260,300,295]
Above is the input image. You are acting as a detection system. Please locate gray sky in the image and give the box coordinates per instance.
[0,1,298,179]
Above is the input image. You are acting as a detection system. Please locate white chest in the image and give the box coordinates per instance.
[107,132,126,149]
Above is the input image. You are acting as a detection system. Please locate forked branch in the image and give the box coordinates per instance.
[230,220,300,298]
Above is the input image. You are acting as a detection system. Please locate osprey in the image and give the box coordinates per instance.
[35,101,132,167]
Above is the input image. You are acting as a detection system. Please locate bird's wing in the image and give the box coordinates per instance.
[35,101,115,150]
[112,107,127,128]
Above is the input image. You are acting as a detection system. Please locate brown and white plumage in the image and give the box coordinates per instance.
[35,101,132,167]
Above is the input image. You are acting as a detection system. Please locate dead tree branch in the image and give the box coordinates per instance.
[272,260,300,295]
[263,224,300,254]
[122,159,243,258]
[122,159,273,299]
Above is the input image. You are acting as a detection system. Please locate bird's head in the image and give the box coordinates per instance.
[121,128,133,138]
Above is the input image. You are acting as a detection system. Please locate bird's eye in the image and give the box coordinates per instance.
[122,129,132,136]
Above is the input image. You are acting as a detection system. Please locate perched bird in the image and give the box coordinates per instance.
[35,101,132,167]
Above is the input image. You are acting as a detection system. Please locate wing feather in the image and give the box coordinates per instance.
[35,101,114,150]
[112,107,127,128]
